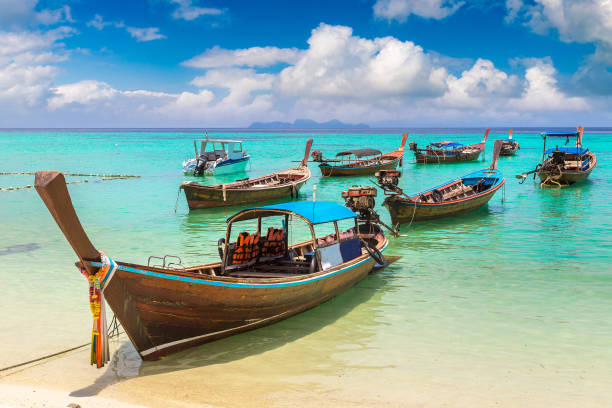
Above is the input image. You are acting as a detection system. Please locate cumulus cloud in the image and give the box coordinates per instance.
[504,0,612,95]
[169,0,224,21]
[510,59,588,111]
[373,0,465,21]
[183,46,302,68]
[277,23,448,99]
[48,80,175,110]
[505,0,612,46]
[126,27,166,42]
[0,27,74,112]
[440,58,522,108]
[0,20,601,126]
[0,0,73,29]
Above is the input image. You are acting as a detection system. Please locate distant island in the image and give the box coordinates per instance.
[249,118,370,129]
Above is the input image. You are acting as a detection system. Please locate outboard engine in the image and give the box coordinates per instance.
[375,170,401,189]
[341,186,399,236]
[342,186,377,217]
[409,141,418,152]
[311,150,323,162]
[193,155,208,176]
[551,149,566,166]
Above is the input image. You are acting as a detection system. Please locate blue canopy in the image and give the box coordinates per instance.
[431,142,463,148]
[545,146,588,154]
[230,201,357,224]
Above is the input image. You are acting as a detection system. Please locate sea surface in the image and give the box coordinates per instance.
[1,129,611,405]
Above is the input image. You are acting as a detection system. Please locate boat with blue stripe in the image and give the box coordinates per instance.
[183,135,250,176]
[34,170,396,362]
[381,140,505,224]
[517,126,597,187]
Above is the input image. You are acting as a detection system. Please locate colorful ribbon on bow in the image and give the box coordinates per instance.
[80,252,117,368]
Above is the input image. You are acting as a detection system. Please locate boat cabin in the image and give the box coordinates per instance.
[427,142,464,155]
[219,201,372,278]
[544,146,591,171]
[334,148,382,163]
[194,138,245,162]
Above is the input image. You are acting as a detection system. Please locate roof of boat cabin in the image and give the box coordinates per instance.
[196,139,243,144]
[228,201,357,224]
[541,132,579,138]
[545,146,589,154]
[430,141,463,148]
[463,169,503,179]
[336,148,382,157]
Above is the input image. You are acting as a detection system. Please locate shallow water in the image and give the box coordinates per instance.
[1,129,611,404]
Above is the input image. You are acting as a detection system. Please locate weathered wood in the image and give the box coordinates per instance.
[37,171,391,361]
[412,129,489,164]
[318,133,407,177]
[182,139,313,209]
[34,171,101,273]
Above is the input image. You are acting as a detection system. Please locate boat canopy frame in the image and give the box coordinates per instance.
[224,201,360,271]
[195,139,244,156]
[335,148,382,158]
[539,126,585,163]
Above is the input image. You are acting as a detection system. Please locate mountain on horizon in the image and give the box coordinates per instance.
[249,118,370,129]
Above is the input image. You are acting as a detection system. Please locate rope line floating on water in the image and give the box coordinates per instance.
[0,172,140,191]
[0,172,140,177]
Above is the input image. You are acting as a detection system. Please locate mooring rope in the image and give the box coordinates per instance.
[0,172,140,191]
[0,321,124,374]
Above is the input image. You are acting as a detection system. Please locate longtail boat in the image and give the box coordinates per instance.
[183,136,250,176]
[313,133,408,177]
[181,139,313,210]
[499,129,520,156]
[35,170,393,365]
[516,126,596,187]
[409,129,489,163]
[379,140,505,224]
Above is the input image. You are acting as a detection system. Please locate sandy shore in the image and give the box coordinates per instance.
[0,384,151,408]
[1,335,611,408]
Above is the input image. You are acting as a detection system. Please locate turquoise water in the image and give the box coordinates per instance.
[1,129,611,403]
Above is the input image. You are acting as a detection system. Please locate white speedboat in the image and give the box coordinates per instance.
[183,136,250,176]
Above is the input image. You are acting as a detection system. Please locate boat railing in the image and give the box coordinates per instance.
[147,254,185,270]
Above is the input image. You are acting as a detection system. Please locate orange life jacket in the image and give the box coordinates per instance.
[250,232,261,262]
[232,232,250,264]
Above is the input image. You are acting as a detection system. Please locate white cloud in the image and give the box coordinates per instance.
[36,5,73,26]
[373,0,465,21]
[506,0,612,46]
[510,59,588,111]
[170,0,224,21]
[277,23,448,99]
[87,14,114,30]
[183,46,302,68]
[126,27,166,42]
[0,0,73,29]
[441,58,522,108]
[0,27,73,111]
[503,1,612,96]
[0,20,603,127]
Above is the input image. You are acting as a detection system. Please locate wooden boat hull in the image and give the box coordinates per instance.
[499,145,519,156]
[384,178,504,224]
[100,239,388,360]
[182,177,308,209]
[537,152,596,186]
[414,149,482,163]
[319,158,400,177]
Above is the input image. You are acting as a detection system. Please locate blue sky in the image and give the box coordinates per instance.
[0,0,611,127]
